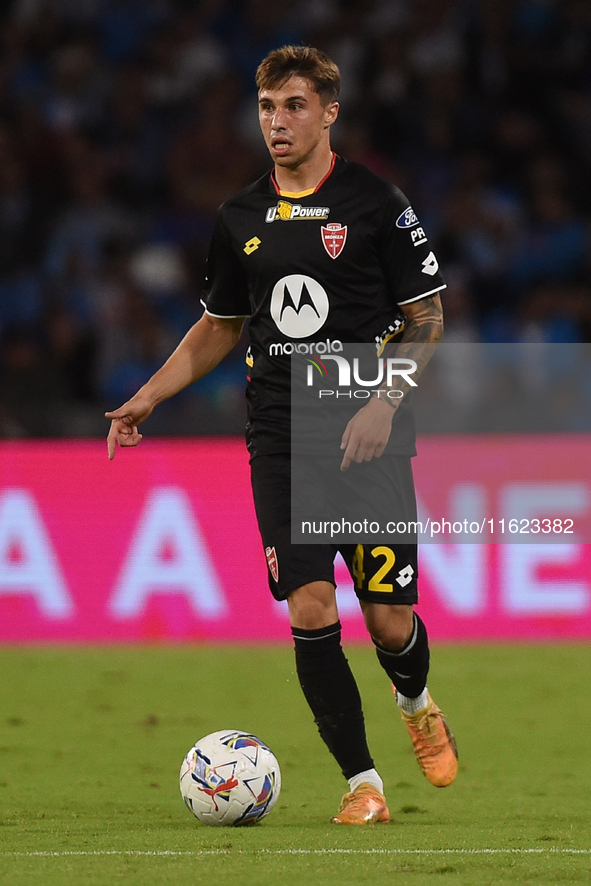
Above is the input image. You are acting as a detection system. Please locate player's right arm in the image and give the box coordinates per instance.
[105,313,244,459]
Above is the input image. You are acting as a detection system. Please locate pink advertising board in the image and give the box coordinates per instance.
[0,437,590,643]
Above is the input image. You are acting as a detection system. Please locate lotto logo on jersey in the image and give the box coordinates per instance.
[396,564,415,587]
[421,251,439,276]
[321,223,347,259]
[265,201,330,223]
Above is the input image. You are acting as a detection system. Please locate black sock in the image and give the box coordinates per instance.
[374,613,430,698]
[292,622,374,780]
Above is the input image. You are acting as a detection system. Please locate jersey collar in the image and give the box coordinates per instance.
[271,152,337,198]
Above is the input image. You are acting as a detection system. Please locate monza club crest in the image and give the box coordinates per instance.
[265,546,279,582]
[321,223,347,259]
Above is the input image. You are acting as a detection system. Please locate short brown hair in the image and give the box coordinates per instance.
[256,45,340,105]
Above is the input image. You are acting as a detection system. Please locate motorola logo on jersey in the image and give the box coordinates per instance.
[395,207,419,228]
[270,274,329,338]
[269,339,343,356]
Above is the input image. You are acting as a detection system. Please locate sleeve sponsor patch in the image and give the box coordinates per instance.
[396,207,419,228]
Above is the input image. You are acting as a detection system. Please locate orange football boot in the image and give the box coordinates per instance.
[331,782,390,825]
[397,690,458,787]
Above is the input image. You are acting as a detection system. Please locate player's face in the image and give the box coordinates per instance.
[258,76,339,170]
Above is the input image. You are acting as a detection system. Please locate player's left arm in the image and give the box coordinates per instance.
[398,292,444,344]
[339,294,443,471]
[391,292,444,385]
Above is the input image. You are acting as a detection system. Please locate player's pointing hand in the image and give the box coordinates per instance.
[105,395,154,460]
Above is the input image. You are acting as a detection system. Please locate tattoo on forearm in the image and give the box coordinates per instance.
[375,296,443,408]
[400,299,444,345]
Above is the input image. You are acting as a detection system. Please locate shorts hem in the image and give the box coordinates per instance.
[354,591,418,606]
[270,574,337,603]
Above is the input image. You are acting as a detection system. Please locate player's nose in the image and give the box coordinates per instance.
[270,109,287,129]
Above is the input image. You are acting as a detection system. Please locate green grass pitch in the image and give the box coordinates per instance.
[1,644,590,886]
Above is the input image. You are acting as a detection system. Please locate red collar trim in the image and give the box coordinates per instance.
[271,152,337,196]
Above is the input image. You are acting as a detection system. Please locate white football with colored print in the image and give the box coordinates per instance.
[179,730,281,826]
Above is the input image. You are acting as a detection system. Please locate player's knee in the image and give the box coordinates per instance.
[287,581,338,630]
[363,603,414,651]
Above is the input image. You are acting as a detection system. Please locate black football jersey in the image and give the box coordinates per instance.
[201,154,446,457]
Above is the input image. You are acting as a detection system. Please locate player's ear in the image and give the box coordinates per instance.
[324,102,339,128]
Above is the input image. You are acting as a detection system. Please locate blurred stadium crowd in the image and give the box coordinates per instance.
[0,0,590,436]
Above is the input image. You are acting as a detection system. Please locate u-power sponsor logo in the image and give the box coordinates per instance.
[266,201,330,223]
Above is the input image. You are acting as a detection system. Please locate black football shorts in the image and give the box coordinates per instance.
[250,453,418,605]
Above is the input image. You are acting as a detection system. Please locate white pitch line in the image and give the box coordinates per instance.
[2,848,591,858]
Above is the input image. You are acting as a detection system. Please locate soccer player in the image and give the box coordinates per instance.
[106,45,457,825]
